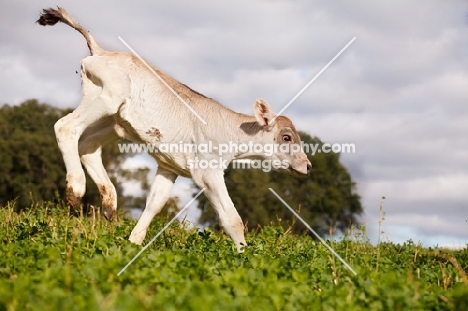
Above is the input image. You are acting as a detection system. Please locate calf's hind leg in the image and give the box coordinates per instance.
[55,65,127,212]
[79,117,119,220]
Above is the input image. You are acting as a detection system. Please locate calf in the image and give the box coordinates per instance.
[38,7,311,252]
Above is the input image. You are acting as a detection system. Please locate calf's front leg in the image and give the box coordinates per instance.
[192,169,247,253]
[129,167,178,244]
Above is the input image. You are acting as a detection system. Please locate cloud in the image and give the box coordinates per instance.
[0,56,80,106]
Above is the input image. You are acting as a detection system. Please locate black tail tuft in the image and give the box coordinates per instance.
[37,8,61,26]
[37,7,103,55]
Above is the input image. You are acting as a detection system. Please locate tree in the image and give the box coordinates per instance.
[0,99,151,213]
[0,100,66,208]
[196,132,362,236]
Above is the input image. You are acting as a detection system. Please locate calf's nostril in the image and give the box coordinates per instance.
[307,164,312,173]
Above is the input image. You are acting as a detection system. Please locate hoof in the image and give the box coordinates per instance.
[102,207,115,221]
[66,187,81,208]
[68,206,82,218]
[129,236,144,245]
[236,242,247,253]
[129,229,146,245]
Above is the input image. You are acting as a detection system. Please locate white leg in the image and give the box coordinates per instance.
[129,167,178,244]
[79,117,119,220]
[54,63,127,207]
[55,73,123,208]
[55,104,111,208]
[192,169,247,253]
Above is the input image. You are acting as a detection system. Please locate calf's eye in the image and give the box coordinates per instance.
[283,135,292,142]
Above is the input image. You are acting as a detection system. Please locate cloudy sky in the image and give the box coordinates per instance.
[1,0,467,247]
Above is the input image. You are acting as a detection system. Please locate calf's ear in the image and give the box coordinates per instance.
[253,99,277,128]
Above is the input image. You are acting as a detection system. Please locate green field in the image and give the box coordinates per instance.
[0,203,467,310]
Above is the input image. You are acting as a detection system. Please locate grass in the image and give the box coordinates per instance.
[0,202,467,310]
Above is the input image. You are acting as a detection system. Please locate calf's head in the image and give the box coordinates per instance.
[253,99,311,177]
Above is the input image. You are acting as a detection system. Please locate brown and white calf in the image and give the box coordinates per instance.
[38,7,311,252]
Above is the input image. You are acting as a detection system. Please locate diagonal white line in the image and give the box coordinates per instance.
[271,37,356,123]
[117,188,206,276]
[118,36,207,125]
[268,188,357,276]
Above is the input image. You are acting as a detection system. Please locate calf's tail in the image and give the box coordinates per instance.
[37,7,103,56]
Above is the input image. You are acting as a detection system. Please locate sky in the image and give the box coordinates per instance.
[1,0,467,248]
